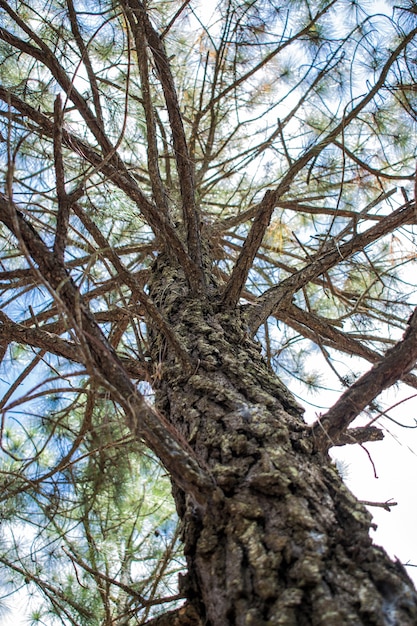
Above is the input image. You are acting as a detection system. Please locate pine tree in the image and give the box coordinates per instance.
[1,1,417,623]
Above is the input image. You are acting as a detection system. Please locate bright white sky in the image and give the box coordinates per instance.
[302,370,417,588]
[336,427,417,587]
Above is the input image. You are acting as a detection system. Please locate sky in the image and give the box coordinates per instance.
[338,432,417,585]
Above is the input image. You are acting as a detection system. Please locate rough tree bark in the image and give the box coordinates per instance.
[147,253,417,626]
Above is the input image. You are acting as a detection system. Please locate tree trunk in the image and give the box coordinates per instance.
[148,255,417,626]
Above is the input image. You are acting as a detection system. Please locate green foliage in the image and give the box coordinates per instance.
[0,379,181,624]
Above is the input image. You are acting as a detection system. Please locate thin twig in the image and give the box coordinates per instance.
[360,499,398,512]
[53,94,70,261]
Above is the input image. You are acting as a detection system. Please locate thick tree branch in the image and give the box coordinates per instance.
[329,426,384,447]
[0,194,215,504]
[124,4,170,213]
[282,304,415,386]
[286,304,387,359]
[312,308,417,452]
[0,86,202,289]
[284,304,417,391]
[124,0,205,287]
[0,311,147,379]
[71,203,193,371]
[221,189,275,308]
[248,201,416,332]
[0,310,80,363]
[52,94,71,262]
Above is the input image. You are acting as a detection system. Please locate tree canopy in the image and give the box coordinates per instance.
[1,0,417,623]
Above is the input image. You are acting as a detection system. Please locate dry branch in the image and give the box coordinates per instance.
[124,0,205,287]
[221,189,276,308]
[248,201,417,332]
[312,308,417,452]
[0,88,200,289]
[0,193,214,504]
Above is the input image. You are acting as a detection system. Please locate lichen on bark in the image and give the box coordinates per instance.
[147,253,417,626]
